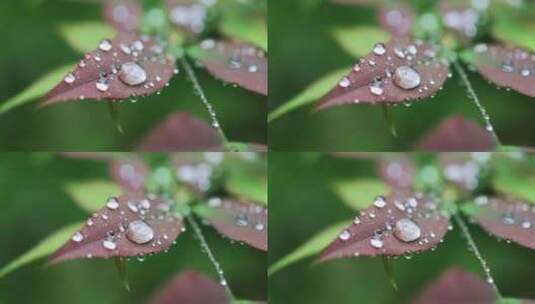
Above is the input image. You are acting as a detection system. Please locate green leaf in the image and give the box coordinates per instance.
[497,298,523,304]
[0,222,83,278]
[59,21,116,54]
[65,180,123,213]
[332,178,389,211]
[0,63,76,114]
[268,67,350,122]
[219,13,267,50]
[492,158,535,204]
[268,220,350,276]
[225,175,267,205]
[332,26,390,57]
[492,5,535,52]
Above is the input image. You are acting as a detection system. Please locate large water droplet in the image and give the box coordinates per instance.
[339,77,351,88]
[96,81,109,92]
[119,62,147,86]
[106,197,119,209]
[394,218,421,242]
[393,66,421,90]
[72,232,84,242]
[99,39,112,52]
[373,43,386,56]
[369,83,384,96]
[521,68,531,77]
[339,229,351,241]
[370,238,383,248]
[64,73,76,84]
[126,220,154,244]
[103,240,117,250]
[373,196,387,208]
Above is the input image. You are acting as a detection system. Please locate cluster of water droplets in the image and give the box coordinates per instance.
[207,197,267,233]
[169,0,216,33]
[473,195,534,232]
[442,0,489,38]
[200,39,264,75]
[176,161,215,192]
[473,43,534,79]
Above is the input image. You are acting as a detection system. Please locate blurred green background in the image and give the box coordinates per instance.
[268,0,535,151]
[268,152,535,304]
[0,153,266,304]
[0,0,266,150]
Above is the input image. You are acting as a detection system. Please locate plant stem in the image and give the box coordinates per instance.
[381,104,398,138]
[452,60,501,146]
[186,214,234,300]
[453,213,502,298]
[180,57,230,145]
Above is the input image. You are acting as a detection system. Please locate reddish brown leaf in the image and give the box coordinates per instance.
[50,192,183,264]
[439,0,483,42]
[316,38,450,110]
[466,196,535,249]
[377,156,416,189]
[416,115,495,151]
[138,112,222,151]
[166,0,214,35]
[150,271,230,304]
[378,4,414,37]
[469,43,535,97]
[109,157,148,191]
[192,39,268,95]
[195,198,267,251]
[103,0,141,32]
[439,153,484,191]
[43,32,176,105]
[319,192,450,262]
[412,267,496,304]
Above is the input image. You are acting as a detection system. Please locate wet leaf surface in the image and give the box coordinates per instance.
[50,192,183,264]
[377,4,414,37]
[194,198,267,250]
[412,267,496,304]
[150,270,230,304]
[462,196,535,249]
[65,180,123,213]
[189,39,267,95]
[416,115,495,151]
[377,156,416,189]
[319,192,450,262]
[464,43,535,97]
[103,0,141,32]
[316,38,450,110]
[138,112,222,151]
[109,157,148,191]
[43,32,176,105]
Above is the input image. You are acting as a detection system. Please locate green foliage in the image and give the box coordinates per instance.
[224,158,267,205]
[268,220,350,276]
[331,26,390,57]
[268,67,350,122]
[0,222,83,278]
[0,63,76,114]
[332,178,389,210]
[219,10,267,50]
[59,22,116,54]
[492,5,535,52]
[64,180,123,213]
[492,157,535,203]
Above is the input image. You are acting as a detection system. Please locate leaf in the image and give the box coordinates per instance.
[377,156,416,189]
[188,39,267,95]
[219,9,267,50]
[103,0,142,32]
[319,192,450,262]
[492,159,535,203]
[0,63,75,114]
[332,26,390,57]
[50,193,183,264]
[439,153,486,191]
[412,267,496,304]
[0,222,83,278]
[463,43,535,97]
[462,196,535,249]
[416,115,495,151]
[268,221,350,276]
[150,270,230,304]
[438,0,482,42]
[332,178,390,210]
[224,158,267,205]
[331,0,378,5]
[316,38,450,110]
[194,198,267,250]
[59,22,117,54]
[138,112,222,151]
[65,180,123,213]
[166,0,214,35]
[492,4,535,52]
[377,4,414,37]
[43,32,176,106]
[268,67,350,122]
[173,153,220,195]
[109,157,148,191]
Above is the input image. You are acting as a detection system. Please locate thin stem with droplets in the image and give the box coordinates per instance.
[453,213,502,299]
[180,57,229,145]
[453,60,501,146]
[186,214,234,299]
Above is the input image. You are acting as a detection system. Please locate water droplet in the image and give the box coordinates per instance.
[235,214,249,226]
[353,64,361,72]
[126,220,154,244]
[208,197,222,207]
[128,202,139,213]
[373,43,386,55]
[503,214,515,225]
[339,77,351,88]
[103,240,117,250]
[106,197,119,209]
[474,196,488,206]
[140,199,151,209]
[87,219,94,226]
[521,220,531,229]
[248,64,259,73]
[220,279,227,286]
[393,66,421,90]
[373,196,387,208]
[99,39,112,51]
[72,232,84,242]
[255,223,265,231]
[474,43,488,53]
[521,68,531,77]
[353,216,361,224]
[406,197,418,208]
[64,73,75,84]
[370,238,383,249]
[406,44,417,55]
[394,47,405,59]
[369,83,384,96]
[119,62,147,86]
[96,81,109,92]
[174,68,179,75]
[132,40,144,51]
[94,55,102,62]
[137,256,145,262]
[200,39,215,49]
[120,43,132,55]
[502,63,514,73]
[79,61,86,68]
[394,218,421,242]
[339,230,351,241]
